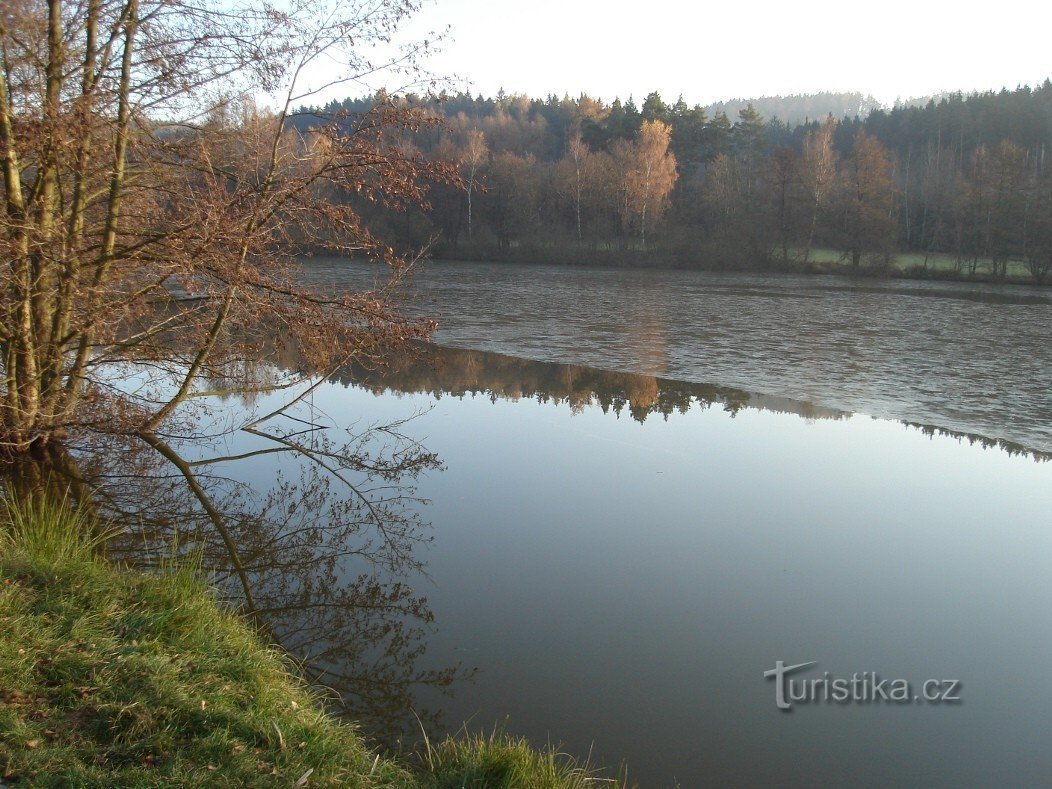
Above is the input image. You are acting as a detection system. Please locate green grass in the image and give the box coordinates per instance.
[435,242,1047,284]
[0,495,116,566]
[801,247,1034,279]
[417,730,624,789]
[0,496,622,787]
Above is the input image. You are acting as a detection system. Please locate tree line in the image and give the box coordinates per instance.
[296,82,1052,282]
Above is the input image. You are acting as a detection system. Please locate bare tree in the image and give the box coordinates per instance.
[838,129,896,268]
[481,150,539,250]
[564,134,588,243]
[462,127,487,241]
[983,140,1028,279]
[1026,163,1052,283]
[0,0,456,457]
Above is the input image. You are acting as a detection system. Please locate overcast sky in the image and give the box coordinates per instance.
[384,0,1051,106]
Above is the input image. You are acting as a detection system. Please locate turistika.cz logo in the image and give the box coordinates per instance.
[764,661,961,710]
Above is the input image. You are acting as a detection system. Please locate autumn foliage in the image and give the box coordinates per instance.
[0,0,456,455]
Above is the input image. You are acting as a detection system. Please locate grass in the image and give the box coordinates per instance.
[434,242,1047,284]
[0,495,116,566]
[0,496,623,787]
[418,730,623,789]
[801,247,1035,279]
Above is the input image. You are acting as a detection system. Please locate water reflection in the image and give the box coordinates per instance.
[337,344,843,423]
[902,421,1049,462]
[333,343,1048,462]
[315,343,1052,786]
[299,259,1052,454]
[0,388,466,749]
[4,339,1050,785]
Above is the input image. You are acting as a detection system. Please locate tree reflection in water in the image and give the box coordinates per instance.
[339,343,1048,462]
[0,367,468,751]
[3,340,1045,758]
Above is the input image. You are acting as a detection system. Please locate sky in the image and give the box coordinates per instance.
[372,0,1052,106]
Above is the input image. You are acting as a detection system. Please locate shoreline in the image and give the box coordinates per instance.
[405,246,1052,289]
[0,500,625,787]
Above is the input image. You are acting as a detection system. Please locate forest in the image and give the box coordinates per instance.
[293,82,1052,281]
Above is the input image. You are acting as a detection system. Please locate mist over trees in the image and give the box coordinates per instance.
[295,81,1052,281]
[705,92,884,127]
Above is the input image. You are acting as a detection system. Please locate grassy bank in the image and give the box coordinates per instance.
[0,499,621,787]
[424,242,1049,286]
[798,247,1038,282]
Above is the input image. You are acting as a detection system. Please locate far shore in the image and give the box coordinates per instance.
[403,244,1051,288]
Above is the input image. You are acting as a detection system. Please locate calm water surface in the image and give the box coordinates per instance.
[300,258,1052,455]
[221,344,1050,787]
[107,260,1052,785]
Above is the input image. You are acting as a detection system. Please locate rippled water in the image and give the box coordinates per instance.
[300,258,1052,454]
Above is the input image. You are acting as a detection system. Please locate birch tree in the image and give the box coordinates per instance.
[800,117,840,263]
[555,133,601,243]
[463,127,487,241]
[611,119,677,250]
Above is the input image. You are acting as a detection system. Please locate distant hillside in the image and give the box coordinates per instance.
[705,92,884,124]
[891,92,958,109]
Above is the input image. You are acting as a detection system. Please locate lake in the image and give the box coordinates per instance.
[176,258,1045,786]
[282,343,1050,787]
[300,258,1052,456]
[72,261,1052,785]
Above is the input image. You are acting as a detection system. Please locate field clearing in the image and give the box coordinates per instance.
[805,248,1034,279]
